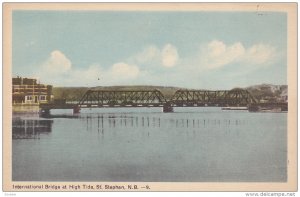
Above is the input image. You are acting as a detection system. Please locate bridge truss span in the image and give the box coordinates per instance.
[78,89,167,107]
[170,89,257,107]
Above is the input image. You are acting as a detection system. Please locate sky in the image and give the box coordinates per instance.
[12,11,287,89]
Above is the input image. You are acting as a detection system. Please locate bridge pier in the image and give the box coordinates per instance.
[163,103,173,113]
[73,106,81,114]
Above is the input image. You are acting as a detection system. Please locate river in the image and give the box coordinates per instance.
[12,107,287,182]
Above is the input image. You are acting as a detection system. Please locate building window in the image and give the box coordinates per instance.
[40,95,46,101]
[26,96,32,101]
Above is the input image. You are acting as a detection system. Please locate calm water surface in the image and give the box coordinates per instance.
[12,107,287,182]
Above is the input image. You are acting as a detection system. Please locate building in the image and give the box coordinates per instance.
[12,77,53,104]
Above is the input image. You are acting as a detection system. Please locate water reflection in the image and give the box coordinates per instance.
[12,119,53,139]
[12,113,247,139]
[12,110,286,182]
[80,114,247,134]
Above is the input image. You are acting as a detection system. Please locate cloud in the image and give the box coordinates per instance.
[243,44,276,65]
[199,40,245,69]
[69,63,140,85]
[41,50,72,74]
[40,50,72,77]
[130,43,179,68]
[36,40,280,89]
[110,62,140,79]
[134,45,160,64]
[68,64,103,85]
[161,44,179,67]
[38,50,140,86]
[196,40,276,70]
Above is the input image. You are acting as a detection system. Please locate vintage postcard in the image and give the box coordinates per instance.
[3,3,297,192]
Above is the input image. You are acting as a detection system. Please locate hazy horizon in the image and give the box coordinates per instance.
[49,83,287,91]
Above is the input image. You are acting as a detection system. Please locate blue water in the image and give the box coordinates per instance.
[12,107,287,182]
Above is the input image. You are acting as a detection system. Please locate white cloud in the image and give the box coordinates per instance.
[134,45,160,64]
[69,64,103,85]
[38,50,140,86]
[197,40,276,70]
[199,40,245,69]
[130,43,179,68]
[110,62,140,80]
[41,50,72,74]
[36,41,279,89]
[68,63,140,85]
[243,44,276,65]
[161,44,179,67]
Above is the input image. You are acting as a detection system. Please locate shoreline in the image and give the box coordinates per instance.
[12,104,40,113]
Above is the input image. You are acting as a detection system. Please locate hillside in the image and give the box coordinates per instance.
[52,84,288,103]
[246,84,287,103]
[52,86,184,101]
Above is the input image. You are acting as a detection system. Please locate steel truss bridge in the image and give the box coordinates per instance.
[170,89,257,107]
[39,88,273,114]
[78,90,167,107]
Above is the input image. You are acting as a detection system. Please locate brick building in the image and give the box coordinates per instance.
[12,77,53,104]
